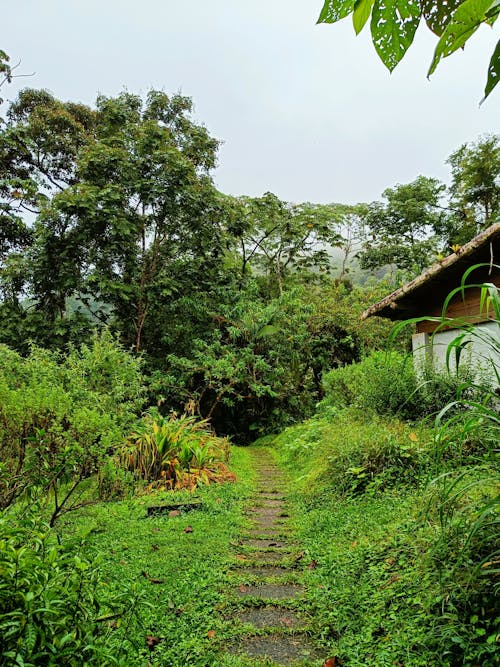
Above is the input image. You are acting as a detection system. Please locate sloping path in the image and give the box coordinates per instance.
[224,447,322,666]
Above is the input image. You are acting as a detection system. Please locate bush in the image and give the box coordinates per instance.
[0,331,145,519]
[120,411,232,490]
[0,509,143,666]
[320,350,485,422]
[320,351,420,419]
[274,410,428,497]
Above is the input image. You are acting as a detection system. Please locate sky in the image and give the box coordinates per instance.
[2,1,499,205]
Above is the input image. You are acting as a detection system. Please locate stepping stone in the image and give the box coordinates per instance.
[242,538,288,548]
[245,529,288,538]
[228,634,321,663]
[231,566,290,578]
[236,606,302,629]
[236,583,304,599]
[244,551,293,563]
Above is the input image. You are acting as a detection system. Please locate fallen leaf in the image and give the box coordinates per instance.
[169,510,180,517]
[207,630,215,639]
[235,555,247,561]
[146,635,163,651]
[142,571,164,584]
[184,525,193,533]
[307,560,318,570]
[239,585,248,593]
[323,659,336,667]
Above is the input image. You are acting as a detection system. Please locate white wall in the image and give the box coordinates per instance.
[412,322,499,387]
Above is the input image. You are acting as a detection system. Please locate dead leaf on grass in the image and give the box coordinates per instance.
[184,525,193,533]
[207,630,215,639]
[146,635,163,651]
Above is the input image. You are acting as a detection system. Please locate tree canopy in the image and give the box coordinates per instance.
[318,0,500,101]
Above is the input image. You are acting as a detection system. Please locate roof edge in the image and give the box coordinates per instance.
[361,223,500,320]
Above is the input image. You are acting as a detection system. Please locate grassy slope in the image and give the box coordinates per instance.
[270,410,498,667]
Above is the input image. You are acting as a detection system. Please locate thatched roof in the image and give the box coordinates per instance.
[361,223,500,321]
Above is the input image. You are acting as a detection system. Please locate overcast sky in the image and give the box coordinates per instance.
[2,1,499,204]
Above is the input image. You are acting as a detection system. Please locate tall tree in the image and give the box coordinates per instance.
[0,89,231,355]
[358,176,447,275]
[231,193,343,295]
[446,134,500,241]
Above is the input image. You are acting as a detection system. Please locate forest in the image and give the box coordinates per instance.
[0,41,499,667]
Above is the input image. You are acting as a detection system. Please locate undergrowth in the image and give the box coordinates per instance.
[271,408,499,667]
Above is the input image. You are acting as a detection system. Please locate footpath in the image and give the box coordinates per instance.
[223,446,323,665]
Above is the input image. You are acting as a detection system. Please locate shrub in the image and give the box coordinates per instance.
[0,332,145,520]
[0,509,143,666]
[120,411,232,490]
[320,351,420,419]
[274,411,428,498]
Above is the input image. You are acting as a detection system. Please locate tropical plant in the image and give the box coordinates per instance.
[317,0,500,101]
[120,411,230,489]
[0,508,144,666]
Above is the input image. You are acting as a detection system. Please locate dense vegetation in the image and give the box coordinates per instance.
[0,65,499,665]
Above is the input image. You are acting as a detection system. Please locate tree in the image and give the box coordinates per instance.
[0,89,231,356]
[318,0,500,101]
[0,49,12,106]
[230,193,343,295]
[446,134,500,239]
[358,175,447,275]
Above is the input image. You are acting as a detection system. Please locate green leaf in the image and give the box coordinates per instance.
[371,0,421,71]
[353,0,375,33]
[428,0,496,76]
[482,38,500,101]
[318,0,356,23]
[421,0,464,36]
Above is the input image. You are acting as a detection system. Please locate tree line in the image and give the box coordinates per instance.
[1,83,498,438]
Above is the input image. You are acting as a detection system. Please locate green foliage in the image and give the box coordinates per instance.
[0,331,145,520]
[0,508,143,666]
[276,411,428,497]
[56,446,255,667]
[358,176,446,276]
[446,134,500,237]
[318,0,500,100]
[320,350,420,418]
[121,411,230,488]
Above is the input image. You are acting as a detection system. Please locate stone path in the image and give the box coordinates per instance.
[225,447,322,665]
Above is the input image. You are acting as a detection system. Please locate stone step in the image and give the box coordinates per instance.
[228,633,322,664]
[236,583,304,600]
[236,606,303,629]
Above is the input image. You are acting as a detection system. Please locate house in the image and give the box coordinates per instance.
[361,223,500,382]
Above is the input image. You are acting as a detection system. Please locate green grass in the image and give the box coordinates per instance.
[56,445,256,666]
[271,410,499,667]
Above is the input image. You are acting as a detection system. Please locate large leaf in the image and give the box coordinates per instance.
[318,0,356,23]
[371,0,422,71]
[482,38,500,101]
[428,0,497,76]
[421,0,464,35]
[353,0,375,33]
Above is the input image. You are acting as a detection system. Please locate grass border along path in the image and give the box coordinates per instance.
[59,444,330,666]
